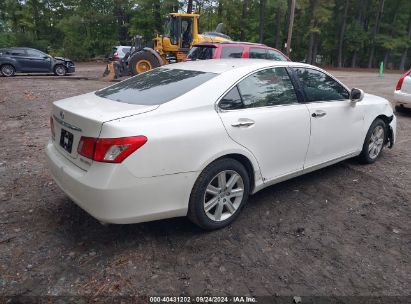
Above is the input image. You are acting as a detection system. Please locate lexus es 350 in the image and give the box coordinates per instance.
[45,60,396,230]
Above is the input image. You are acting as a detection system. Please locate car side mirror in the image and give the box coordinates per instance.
[350,88,364,102]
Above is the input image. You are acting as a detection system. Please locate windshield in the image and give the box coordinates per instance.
[95,68,217,105]
[164,16,178,44]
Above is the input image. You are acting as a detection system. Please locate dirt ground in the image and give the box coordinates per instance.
[0,63,410,299]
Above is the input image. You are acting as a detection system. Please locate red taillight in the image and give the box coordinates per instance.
[396,69,411,91]
[77,137,97,159]
[77,136,147,163]
[113,52,119,60]
[50,116,55,140]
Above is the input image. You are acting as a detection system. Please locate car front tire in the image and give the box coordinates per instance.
[360,118,387,164]
[188,158,250,230]
[1,64,15,77]
[54,65,66,76]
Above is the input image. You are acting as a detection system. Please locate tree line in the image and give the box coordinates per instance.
[0,0,410,70]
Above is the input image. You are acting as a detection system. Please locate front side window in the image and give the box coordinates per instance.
[219,67,298,110]
[26,49,46,58]
[96,68,217,105]
[249,48,266,59]
[294,68,350,102]
[221,46,243,58]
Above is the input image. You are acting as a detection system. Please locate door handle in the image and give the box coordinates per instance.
[312,111,326,118]
[231,119,255,127]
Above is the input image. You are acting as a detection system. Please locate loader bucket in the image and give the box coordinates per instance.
[102,62,120,82]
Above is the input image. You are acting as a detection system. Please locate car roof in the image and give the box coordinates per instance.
[194,41,269,47]
[162,59,310,74]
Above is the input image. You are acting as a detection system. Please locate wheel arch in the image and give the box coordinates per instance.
[142,47,165,65]
[198,151,262,194]
[0,62,16,71]
[374,114,394,146]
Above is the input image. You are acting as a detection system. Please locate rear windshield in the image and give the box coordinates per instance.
[95,68,217,105]
[187,46,215,60]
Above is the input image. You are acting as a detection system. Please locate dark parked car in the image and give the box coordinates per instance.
[0,47,75,77]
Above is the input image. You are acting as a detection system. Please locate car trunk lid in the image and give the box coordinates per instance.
[51,92,158,170]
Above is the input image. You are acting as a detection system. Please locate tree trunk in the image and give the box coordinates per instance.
[351,0,368,67]
[312,33,319,65]
[307,0,318,64]
[239,0,248,41]
[275,0,282,49]
[259,0,265,43]
[368,0,385,68]
[383,0,401,69]
[338,0,350,68]
[284,0,292,51]
[286,0,296,57]
[217,0,223,24]
[153,0,162,34]
[187,0,193,14]
[399,15,411,70]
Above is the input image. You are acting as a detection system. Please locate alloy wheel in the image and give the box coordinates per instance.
[203,170,244,222]
[368,125,384,159]
[55,66,66,76]
[1,65,14,77]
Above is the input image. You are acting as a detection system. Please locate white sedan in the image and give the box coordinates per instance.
[45,60,396,230]
[394,69,411,110]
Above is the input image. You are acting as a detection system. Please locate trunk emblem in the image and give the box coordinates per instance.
[59,111,65,120]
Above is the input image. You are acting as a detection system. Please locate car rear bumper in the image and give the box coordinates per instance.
[394,90,411,108]
[45,140,195,224]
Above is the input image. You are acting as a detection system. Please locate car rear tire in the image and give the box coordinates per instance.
[188,158,250,230]
[359,118,386,164]
[1,64,15,77]
[129,51,160,76]
[54,65,66,76]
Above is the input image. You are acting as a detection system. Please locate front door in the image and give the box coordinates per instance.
[292,67,365,168]
[218,67,311,181]
[24,49,52,72]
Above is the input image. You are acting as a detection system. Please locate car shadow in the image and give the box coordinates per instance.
[395,107,411,116]
[54,159,354,248]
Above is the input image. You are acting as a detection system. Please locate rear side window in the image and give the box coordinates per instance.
[219,67,298,110]
[220,86,243,110]
[266,50,288,61]
[294,68,350,101]
[221,46,243,58]
[121,48,131,54]
[249,48,266,59]
[187,46,215,60]
[95,68,217,105]
[10,50,25,56]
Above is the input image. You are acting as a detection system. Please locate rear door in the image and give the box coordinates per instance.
[219,46,244,59]
[218,67,310,181]
[292,67,365,168]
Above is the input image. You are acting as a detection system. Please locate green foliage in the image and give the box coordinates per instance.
[0,0,409,68]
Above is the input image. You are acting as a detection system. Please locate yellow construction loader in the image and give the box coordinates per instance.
[103,13,231,80]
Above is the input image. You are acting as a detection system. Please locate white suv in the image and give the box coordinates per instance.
[394,69,411,110]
